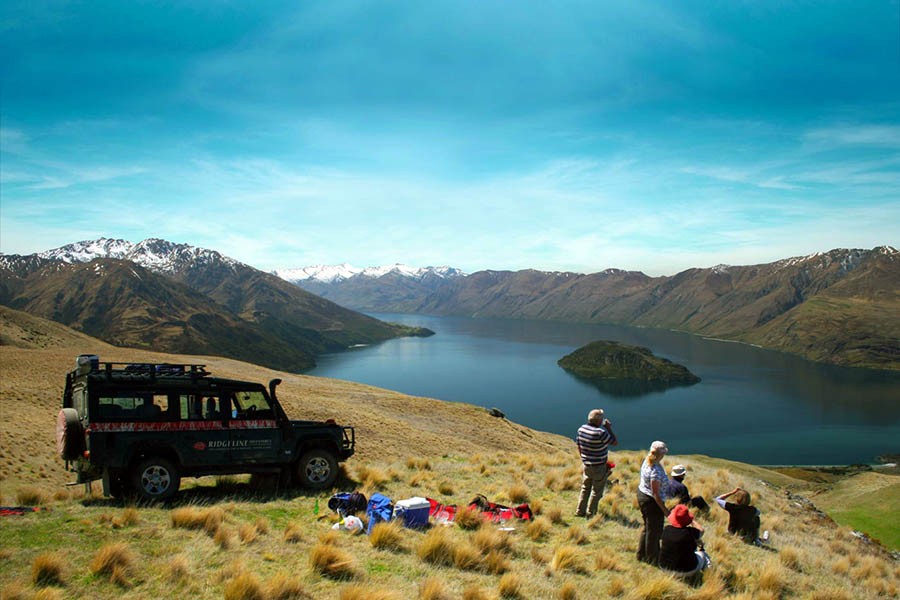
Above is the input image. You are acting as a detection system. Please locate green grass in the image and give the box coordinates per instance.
[821,480,900,550]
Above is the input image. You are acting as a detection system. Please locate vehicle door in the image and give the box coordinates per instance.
[228,389,282,464]
[177,392,230,466]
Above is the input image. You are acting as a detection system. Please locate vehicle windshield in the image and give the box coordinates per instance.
[231,389,273,419]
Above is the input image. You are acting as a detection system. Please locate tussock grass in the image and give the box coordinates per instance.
[565,525,588,545]
[526,516,552,540]
[15,485,46,505]
[33,589,64,600]
[407,458,432,470]
[595,552,624,572]
[804,588,853,600]
[608,576,626,597]
[254,516,270,535]
[757,557,788,596]
[369,520,406,552]
[453,541,483,570]
[559,581,577,600]
[170,506,226,534]
[473,523,513,555]
[265,573,312,600]
[168,554,190,582]
[309,542,357,579]
[531,498,544,514]
[438,481,454,495]
[508,483,529,503]
[214,525,236,549]
[545,506,564,524]
[356,465,390,488]
[498,572,524,598]
[90,542,133,586]
[239,522,259,544]
[418,577,452,600]
[456,507,482,530]
[338,584,400,600]
[780,545,802,571]
[282,522,305,543]
[223,572,265,600]
[417,527,456,567]
[624,573,685,600]
[31,552,65,586]
[549,545,588,574]
[409,471,433,487]
[484,549,512,574]
[462,585,491,600]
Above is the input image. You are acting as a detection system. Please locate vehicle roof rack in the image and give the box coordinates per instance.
[95,362,210,381]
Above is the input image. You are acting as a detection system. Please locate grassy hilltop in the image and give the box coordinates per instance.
[1,306,898,600]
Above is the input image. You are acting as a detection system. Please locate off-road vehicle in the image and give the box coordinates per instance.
[56,355,354,501]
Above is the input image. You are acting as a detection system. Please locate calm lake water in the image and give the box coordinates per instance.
[310,314,900,466]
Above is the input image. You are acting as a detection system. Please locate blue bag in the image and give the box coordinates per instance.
[365,493,394,535]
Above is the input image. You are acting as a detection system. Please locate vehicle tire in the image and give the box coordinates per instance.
[56,408,85,460]
[296,449,338,489]
[131,457,180,502]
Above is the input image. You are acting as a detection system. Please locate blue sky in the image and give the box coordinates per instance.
[2,1,898,276]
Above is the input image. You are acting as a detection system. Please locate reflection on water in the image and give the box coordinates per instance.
[564,372,701,398]
[309,313,900,465]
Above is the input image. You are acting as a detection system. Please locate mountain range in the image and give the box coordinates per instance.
[0,239,430,372]
[281,247,900,370]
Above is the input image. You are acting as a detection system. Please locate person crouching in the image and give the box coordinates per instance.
[659,504,710,580]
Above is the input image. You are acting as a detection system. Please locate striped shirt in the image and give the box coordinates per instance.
[638,459,669,496]
[576,423,614,465]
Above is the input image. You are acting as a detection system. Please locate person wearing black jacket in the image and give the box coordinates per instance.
[658,504,710,577]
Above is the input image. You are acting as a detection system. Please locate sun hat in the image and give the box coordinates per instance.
[650,440,668,453]
[668,504,693,528]
[670,464,686,477]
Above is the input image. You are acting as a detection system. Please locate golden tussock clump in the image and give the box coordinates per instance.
[254,516,270,535]
[33,589,64,600]
[309,542,357,579]
[223,572,265,600]
[406,458,432,470]
[356,465,390,488]
[265,573,312,600]
[607,576,626,597]
[544,471,560,490]
[338,584,400,600]
[473,523,513,555]
[530,498,544,514]
[239,523,259,544]
[549,545,588,574]
[545,506,564,524]
[530,547,549,565]
[15,486,46,505]
[90,542,133,579]
[756,558,788,596]
[438,481,454,495]
[283,523,305,544]
[168,554,191,582]
[455,507,482,530]
[416,527,456,567]
[418,577,452,600]
[527,516,552,541]
[687,574,727,600]
[112,506,139,528]
[462,585,490,600]
[595,553,623,572]
[484,549,511,574]
[558,581,577,600]
[31,552,65,586]
[317,529,343,546]
[369,521,406,552]
[565,526,588,545]
[508,483,529,503]
[170,506,226,535]
[498,572,524,598]
[409,471,433,487]
[804,588,853,600]
[624,573,686,600]
[214,525,236,550]
[779,546,802,571]
[453,542,483,571]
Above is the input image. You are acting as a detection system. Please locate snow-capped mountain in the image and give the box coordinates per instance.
[36,237,242,274]
[273,263,466,285]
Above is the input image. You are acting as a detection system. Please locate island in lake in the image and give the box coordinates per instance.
[558,340,701,384]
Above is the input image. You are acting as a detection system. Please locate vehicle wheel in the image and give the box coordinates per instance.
[131,457,180,502]
[56,408,85,460]
[296,449,338,489]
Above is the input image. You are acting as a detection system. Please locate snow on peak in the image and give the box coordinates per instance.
[36,237,244,274]
[273,263,466,284]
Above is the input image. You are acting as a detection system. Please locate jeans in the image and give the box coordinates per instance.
[637,490,665,565]
[575,463,609,516]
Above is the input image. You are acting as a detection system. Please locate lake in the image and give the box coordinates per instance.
[310,313,900,466]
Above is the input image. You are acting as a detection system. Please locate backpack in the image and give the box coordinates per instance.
[365,493,394,535]
[327,491,368,516]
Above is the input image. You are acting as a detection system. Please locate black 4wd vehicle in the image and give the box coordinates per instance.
[56,355,354,501]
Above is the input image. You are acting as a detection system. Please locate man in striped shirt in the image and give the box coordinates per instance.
[574,409,618,517]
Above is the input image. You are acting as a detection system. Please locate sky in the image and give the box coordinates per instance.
[1,1,899,276]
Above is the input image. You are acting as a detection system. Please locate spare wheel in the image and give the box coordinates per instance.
[57,408,85,460]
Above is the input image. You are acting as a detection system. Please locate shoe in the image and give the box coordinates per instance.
[574,512,586,518]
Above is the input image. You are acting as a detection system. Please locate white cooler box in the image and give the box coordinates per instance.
[394,497,430,528]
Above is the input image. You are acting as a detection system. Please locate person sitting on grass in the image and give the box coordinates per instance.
[666,464,710,513]
[715,486,761,543]
[658,504,710,579]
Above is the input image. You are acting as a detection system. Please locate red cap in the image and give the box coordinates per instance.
[668,504,693,528]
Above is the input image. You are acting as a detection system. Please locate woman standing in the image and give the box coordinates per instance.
[636,440,670,565]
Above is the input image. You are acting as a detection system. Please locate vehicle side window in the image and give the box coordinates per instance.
[178,394,226,421]
[232,390,273,419]
[97,393,169,421]
[73,387,87,418]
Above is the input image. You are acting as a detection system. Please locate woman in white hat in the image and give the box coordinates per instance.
[636,440,670,565]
